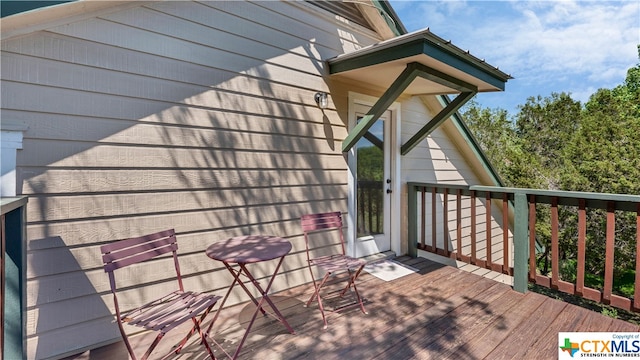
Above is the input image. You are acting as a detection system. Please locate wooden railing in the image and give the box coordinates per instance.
[357,180,384,236]
[1,196,28,360]
[407,182,640,312]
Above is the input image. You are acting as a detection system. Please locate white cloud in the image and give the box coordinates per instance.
[389,0,639,107]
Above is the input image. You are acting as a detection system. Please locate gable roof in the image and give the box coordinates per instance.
[357,2,508,187]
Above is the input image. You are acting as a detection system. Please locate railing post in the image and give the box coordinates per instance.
[407,183,418,258]
[513,192,529,293]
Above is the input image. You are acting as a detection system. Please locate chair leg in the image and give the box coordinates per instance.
[141,333,164,360]
[339,266,363,296]
[306,273,331,329]
[338,267,367,315]
[199,327,216,360]
[175,303,215,354]
[304,264,320,307]
[117,319,138,360]
[350,277,368,315]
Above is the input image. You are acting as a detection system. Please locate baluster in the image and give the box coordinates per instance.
[376,182,381,233]
[443,188,449,256]
[471,191,477,265]
[603,201,615,304]
[456,189,462,261]
[576,199,586,296]
[551,197,559,289]
[529,195,537,281]
[421,187,426,249]
[503,193,509,275]
[486,192,492,269]
[367,185,373,235]
[432,188,437,252]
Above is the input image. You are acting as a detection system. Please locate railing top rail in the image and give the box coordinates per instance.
[470,185,640,203]
[407,182,471,191]
[1,196,28,215]
[407,182,640,211]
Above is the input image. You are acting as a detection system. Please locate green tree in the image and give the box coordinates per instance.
[461,101,544,188]
[559,48,640,283]
[461,48,640,293]
[515,92,582,189]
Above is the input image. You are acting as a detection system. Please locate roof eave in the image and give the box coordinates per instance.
[328,28,512,84]
[1,1,146,40]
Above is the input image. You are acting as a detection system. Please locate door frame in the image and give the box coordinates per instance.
[347,92,401,258]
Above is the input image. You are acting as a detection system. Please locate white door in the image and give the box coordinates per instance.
[352,103,393,257]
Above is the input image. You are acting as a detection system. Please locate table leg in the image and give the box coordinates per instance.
[226,263,269,316]
[207,256,295,359]
[204,264,238,336]
[231,256,295,359]
[238,256,295,334]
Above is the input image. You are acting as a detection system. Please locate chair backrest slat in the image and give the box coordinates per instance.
[101,229,178,273]
[101,229,175,253]
[301,211,342,232]
[301,211,346,255]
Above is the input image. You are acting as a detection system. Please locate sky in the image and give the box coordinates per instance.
[388,0,640,114]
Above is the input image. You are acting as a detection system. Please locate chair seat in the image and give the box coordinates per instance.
[301,211,368,328]
[310,254,366,273]
[123,290,221,334]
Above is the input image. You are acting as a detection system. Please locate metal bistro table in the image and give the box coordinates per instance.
[205,235,295,359]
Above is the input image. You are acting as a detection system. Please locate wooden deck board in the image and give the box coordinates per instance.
[487,296,568,359]
[374,279,507,360]
[424,283,525,359]
[254,258,455,359]
[524,304,596,359]
[63,257,639,360]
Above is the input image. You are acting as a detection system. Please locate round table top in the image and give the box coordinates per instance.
[205,235,292,263]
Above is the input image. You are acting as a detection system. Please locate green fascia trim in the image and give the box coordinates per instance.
[329,37,507,91]
[372,0,407,36]
[1,1,72,18]
[342,64,419,152]
[437,95,505,188]
[330,38,425,74]
[401,91,476,155]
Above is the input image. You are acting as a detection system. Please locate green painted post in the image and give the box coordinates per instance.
[407,183,418,258]
[401,91,476,155]
[2,197,28,360]
[513,192,529,293]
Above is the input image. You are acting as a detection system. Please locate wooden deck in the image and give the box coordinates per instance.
[65,257,639,360]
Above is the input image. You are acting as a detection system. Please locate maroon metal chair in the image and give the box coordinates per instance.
[101,229,221,360]
[301,211,368,329]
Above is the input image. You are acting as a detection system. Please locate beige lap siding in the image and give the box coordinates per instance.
[1,1,379,358]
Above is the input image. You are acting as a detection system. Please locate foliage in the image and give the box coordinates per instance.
[357,145,384,181]
[460,47,640,295]
[601,307,618,319]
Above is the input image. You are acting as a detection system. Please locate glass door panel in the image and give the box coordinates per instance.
[356,118,385,237]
